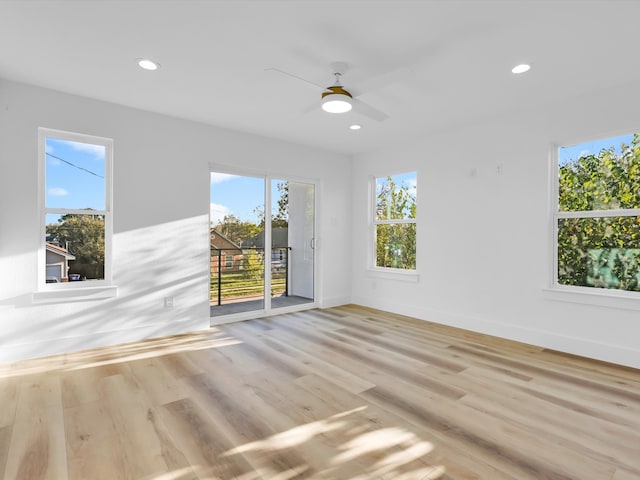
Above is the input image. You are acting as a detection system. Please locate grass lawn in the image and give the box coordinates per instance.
[210,271,286,302]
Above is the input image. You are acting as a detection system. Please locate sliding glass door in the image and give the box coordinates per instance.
[210,172,315,319]
[270,179,315,308]
[209,173,265,316]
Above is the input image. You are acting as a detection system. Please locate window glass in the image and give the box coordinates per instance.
[375,173,416,220]
[42,130,110,284]
[376,223,416,269]
[558,216,640,291]
[556,133,640,292]
[374,172,417,270]
[45,138,105,210]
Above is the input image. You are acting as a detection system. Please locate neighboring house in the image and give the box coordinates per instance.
[244,227,289,270]
[243,227,288,249]
[45,242,75,282]
[210,229,243,273]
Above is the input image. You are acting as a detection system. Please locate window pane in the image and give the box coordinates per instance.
[558,216,640,291]
[45,213,105,281]
[376,173,416,220]
[558,133,640,212]
[210,173,265,310]
[45,137,106,210]
[376,223,416,269]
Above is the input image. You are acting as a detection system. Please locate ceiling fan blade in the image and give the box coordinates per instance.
[352,98,389,122]
[301,102,318,115]
[265,67,329,91]
[356,66,415,93]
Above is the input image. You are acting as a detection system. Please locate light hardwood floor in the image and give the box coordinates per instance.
[1,305,638,479]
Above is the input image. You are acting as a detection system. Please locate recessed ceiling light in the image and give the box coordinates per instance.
[349,124,361,130]
[137,58,160,71]
[511,63,531,74]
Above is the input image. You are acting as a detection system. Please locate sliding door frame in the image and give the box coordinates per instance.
[209,163,319,324]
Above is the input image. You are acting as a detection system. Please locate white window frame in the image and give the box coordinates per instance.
[35,128,116,301]
[209,163,320,319]
[547,133,640,308]
[369,172,418,281]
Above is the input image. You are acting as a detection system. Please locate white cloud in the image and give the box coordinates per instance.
[61,140,105,158]
[210,203,232,225]
[48,187,69,196]
[579,149,590,158]
[210,172,236,184]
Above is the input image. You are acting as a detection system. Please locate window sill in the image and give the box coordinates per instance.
[33,284,118,304]
[367,268,419,283]
[542,286,640,311]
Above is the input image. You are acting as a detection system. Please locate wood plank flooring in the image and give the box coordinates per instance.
[0,305,638,479]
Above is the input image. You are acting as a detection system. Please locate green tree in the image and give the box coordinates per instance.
[242,249,264,281]
[558,133,640,290]
[252,181,289,229]
[214,214,261,246]
[272,181,289,228]
[46,213,105,278]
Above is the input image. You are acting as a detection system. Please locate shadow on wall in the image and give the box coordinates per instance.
[0,215,211,362]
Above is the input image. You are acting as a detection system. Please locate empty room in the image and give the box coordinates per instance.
[0,1,638,479]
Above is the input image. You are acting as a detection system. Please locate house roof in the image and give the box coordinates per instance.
[45,242,76,260]
[244,228,288,249]
[210,229,242,250]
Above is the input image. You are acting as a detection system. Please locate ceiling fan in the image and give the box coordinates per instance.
[266,62,390,122]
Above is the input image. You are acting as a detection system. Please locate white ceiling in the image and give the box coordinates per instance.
[1,0,638,156]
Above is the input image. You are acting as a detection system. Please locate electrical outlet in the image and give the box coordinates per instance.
[496,163,504,175]
[164,296,174,308]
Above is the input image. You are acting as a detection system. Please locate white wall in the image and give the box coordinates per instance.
[351,81,640,369]
[4,76,637,369]
[0,79,351,362]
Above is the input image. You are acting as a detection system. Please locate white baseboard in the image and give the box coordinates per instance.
[320,296,351,309]
[0,319,209,364]
[351,296,640,370]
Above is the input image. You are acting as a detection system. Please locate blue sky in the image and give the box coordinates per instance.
[45,138,105,211]
[210,173,290,225]
[210,173,264,225]
[558,133,634,165]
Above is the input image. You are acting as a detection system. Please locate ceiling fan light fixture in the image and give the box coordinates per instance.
[322,93,352,113]
[321,85,353,114]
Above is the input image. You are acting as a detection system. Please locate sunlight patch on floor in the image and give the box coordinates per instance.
[0,329,243,378]
[223,406,445,479]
